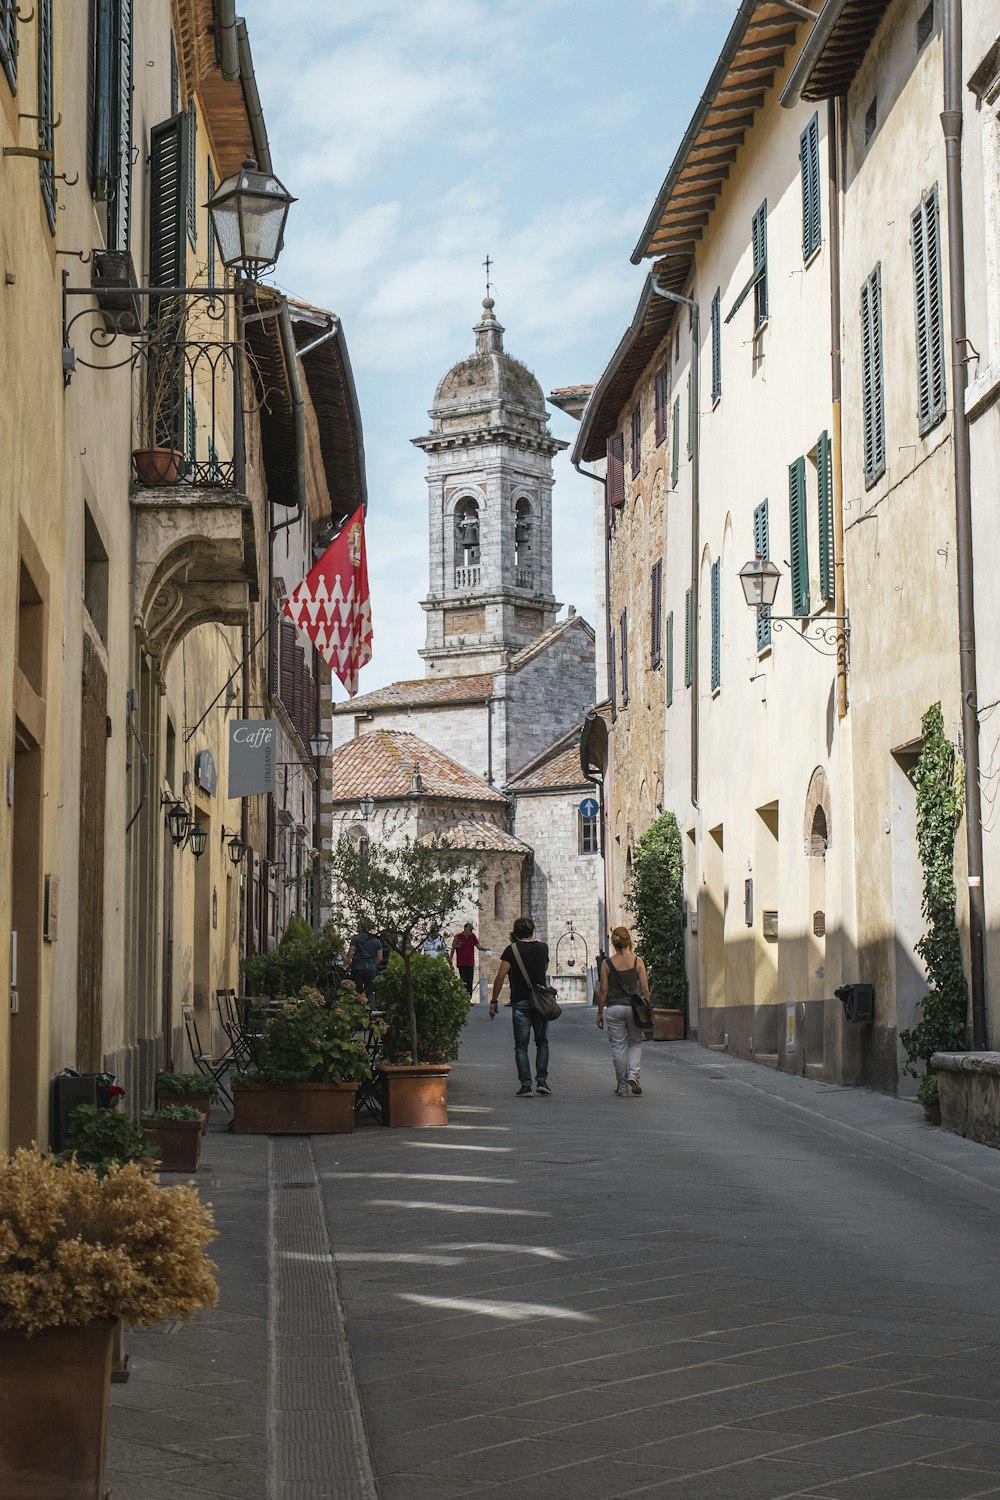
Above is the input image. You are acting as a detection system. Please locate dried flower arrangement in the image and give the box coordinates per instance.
[0,1149,218,1335]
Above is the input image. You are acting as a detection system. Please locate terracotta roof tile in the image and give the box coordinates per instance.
[434,818,531,855]
[507,724,593,793]
[332,673,493,714]
[329,730,505,804]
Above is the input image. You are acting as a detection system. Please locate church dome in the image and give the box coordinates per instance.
[432,299,546,419]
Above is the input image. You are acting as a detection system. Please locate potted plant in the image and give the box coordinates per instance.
[132,300,186,486]
[325,833,482,1126]
[917,1073,941,1125]
[232,985,371,1133]
[141,1104,206,1171]
[156,1070,218,1132]
[630,811,687,1041]
[0,1148,217,1499]
[241,918,342,1002]
[64,1102,159,1174]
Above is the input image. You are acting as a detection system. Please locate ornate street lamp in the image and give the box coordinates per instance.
[163,797,192,848]
[221,826,247,866]
[188,822,208,860]
[359,796,375,820]
[738,555,782,610]
[738,557,849,657]
[309,729,331,759]
[207,157,296,279]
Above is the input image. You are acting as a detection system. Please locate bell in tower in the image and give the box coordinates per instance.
[412,298,568,678]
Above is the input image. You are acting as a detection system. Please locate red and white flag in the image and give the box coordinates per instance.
[282,505,373,697]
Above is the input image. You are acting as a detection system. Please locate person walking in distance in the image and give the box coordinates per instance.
[597,926,650,1096]
[450,921,481,997]
[345,930,382,1003]
[489,917,551,1096]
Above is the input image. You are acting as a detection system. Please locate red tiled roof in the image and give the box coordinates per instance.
[331,674,493,715]
[329,730,505,804]
[507,724,593,793]
[434,818,530,855]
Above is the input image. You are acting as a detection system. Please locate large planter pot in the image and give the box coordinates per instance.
[378,1063,451,1127]
[131,446,183,486]
[651,1007,685,1042]
[141,1114,206,1172]
[0,1319,115,1499]
[233,1082,358,1134]
[157,1088,213,1133]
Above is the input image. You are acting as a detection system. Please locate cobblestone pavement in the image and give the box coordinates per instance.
[108,1006,1000,1499]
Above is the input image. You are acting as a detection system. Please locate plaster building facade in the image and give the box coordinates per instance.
[327,304,601,994]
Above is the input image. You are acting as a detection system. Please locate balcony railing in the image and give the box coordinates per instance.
[132,324,243,491]
[455,565,481,589]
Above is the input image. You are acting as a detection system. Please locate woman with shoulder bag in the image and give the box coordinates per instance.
[597,926,650,1096]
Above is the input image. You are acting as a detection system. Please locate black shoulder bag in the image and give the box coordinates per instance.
[511,943,562,1022]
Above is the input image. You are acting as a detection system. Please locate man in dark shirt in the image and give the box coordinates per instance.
[489,916,551,1096]
[345,931,382,1002]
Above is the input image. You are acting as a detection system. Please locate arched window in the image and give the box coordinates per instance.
[494,880,504,919]
[810,806,829,858]
[514,498,532,582]
[454,499,480,586]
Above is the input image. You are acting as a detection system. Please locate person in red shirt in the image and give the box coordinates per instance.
[450,922,481,996]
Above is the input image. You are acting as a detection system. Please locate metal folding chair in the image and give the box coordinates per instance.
[216,987,263,1069]
[183,1005,233,1110]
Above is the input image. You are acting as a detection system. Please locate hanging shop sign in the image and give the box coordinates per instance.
[228,719,277,798]
[194,749,218,797]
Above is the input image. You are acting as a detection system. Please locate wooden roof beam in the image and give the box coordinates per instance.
[726,49,786,72]
[744,23,796,45]
[710,91,765,112]
[700,116,753,135]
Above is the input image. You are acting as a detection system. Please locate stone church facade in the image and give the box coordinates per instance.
[325,301,602,999]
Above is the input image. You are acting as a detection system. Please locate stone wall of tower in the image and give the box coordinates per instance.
[495,621,596,781]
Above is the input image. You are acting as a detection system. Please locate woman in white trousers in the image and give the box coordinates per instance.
[597,926,650,1096]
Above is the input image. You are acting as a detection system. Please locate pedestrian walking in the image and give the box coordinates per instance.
[345,930,382,1002]
[450,921,481,996]
[421,927,448,959]
[489,916,551,1096]
[597,926,650,1096]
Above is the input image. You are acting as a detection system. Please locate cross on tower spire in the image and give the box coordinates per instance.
[483,254,492,300]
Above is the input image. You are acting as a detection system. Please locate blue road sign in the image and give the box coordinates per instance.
[579,796,599,819]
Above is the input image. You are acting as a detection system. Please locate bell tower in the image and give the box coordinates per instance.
[413,298,567,677]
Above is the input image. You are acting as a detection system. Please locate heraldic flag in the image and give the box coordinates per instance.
[282,505,373,697]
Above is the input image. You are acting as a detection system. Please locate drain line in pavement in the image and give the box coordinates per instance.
[267,1136,379,1500]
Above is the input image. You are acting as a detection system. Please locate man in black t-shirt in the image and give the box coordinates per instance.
[345,931,382,1001]
[489,916,551,1096]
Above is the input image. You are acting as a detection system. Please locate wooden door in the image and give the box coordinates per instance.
[76,633,107,1071]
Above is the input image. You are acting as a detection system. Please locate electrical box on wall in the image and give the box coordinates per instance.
[762,909,778,939]
[744,879,753,927]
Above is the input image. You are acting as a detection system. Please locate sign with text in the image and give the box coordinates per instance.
[228,719,277,798]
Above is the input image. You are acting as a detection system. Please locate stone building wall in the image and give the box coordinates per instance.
[512,791,602,1004]
[500,620,597,779]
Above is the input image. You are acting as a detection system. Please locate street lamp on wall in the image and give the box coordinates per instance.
[309,729,331,759]
[738,556,849,659]
[162,796,192,848]
[359,796,375,820]
[207,157,297,280]
[188,822,209,860]
[221,826,247,866]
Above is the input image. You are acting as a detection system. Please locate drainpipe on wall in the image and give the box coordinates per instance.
[942,0,988,1049]
[827,97,849,721]
[651,278,700,810]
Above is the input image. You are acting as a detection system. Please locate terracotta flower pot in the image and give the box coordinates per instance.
[140,1114,205,1172]
[232,1082,358,1134]
[157,1088,213,1133]
[0,1319,115,1499]
[131,446,183,486]
[378,1063,451,1127]
[651,1007,685,1042]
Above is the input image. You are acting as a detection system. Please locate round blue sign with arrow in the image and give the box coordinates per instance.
[579,796,599,819]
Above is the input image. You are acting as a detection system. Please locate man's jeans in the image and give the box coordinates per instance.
[512,1001,549,1085]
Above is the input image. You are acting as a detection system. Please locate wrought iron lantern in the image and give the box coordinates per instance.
[164,798,191,848]
[207,157,296,278]
[359,796,375,820]
[309,729,331,759]
[221,826,247,866]
[188,822,209,860]
[739,555,782,609]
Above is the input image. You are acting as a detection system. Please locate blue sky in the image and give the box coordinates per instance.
[246,0,734,695]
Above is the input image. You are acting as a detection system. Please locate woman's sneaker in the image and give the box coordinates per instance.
[627,1077,642,1095]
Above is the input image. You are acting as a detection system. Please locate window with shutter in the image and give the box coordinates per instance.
[269,605,280,697]
[280,620,296,709]
[911,185,946,433]
[817,432,834,602]
[37,0,56,232]
[207,160,217,296]
[606,433,625,509]
[687,369,693,455]
[710,559,721,692]
[170,30,178,115]
[292,642,306,739]
[107,0,133,250]
[861,264,886,488]
[788,457,810,617]
[650,559,663,667]
[631,401,641,478]
[0,0,17,90]
[149,112,190,288]
[800,113,822,262]
[186,100,198,248]
[609,628,617,719]
[620,609,629,707]
[665,611,674,707]
[671,397,680,487]
[711,288,721,404]
[752,201,768,328]
[654,365,668,445]
[684,587,693,687]
[753,500,772,650]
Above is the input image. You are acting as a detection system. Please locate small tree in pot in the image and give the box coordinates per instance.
[630,811,687,1037]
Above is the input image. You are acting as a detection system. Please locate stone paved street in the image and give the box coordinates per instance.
[110,1006,1000,1498]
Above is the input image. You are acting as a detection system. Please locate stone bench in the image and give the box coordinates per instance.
[930,1052,1000,1149]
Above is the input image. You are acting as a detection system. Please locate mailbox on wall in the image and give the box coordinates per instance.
[835,982,875,1024]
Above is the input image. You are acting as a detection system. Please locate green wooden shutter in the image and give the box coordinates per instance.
[170,30,178,115]
[37,0,56,232]
[800,113,821,262]
[0,0,17,89]
[665,611,674,707]
[710,559,721,691]
[752,200,768,328]
[817,432,833,602]
[186,99,198,248]
[912,184,946,433]
[107,0,133,249]
[687,369,693,455]
[861,264,886,487]
[753,499,771,650]
[620,608,629,706]
[207,160,217,294]
[789,457,809,617]
[671,398,680,487]
[684,588,692,687]
[150,112,189,288]
[650,559,662,667]
[711,288,721,404]
[609,627,617,718]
